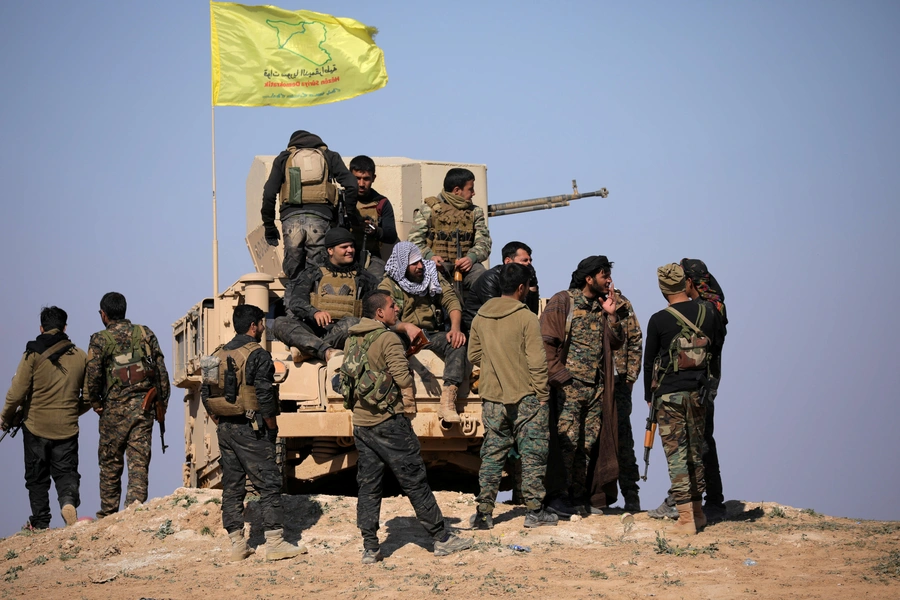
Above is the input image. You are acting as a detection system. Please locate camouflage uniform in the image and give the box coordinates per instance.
[407,192,492,291]
[612,291,642,503]
[656,390,706,503]
[85,319,170,518]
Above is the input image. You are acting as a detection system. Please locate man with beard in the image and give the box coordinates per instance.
[273,227,380,363]
[347,155,399,278]
[540,256,624,517]
[202,304,306,560]
[379,241,467,424]
[2,306,88,529]
[461,241,540,332]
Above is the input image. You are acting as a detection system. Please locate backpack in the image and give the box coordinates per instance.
[280,146,337,207]
[339,329,400,413]
[100,326,154,391]
[651,305,710,393]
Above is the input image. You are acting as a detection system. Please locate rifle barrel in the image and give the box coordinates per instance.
[487,188,609,217]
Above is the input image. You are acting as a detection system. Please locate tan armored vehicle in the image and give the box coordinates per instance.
[173,157,607,493]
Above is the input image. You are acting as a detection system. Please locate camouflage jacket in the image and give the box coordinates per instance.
[612,290,643,383]
[84,319,171,410]
[407,196,492,264]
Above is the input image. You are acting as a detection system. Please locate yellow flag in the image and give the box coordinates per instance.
[210,2,387,107]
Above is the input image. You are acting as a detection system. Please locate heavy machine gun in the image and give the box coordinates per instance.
[487,180,609,217]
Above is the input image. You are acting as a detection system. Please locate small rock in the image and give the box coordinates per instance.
[570,515,582,523]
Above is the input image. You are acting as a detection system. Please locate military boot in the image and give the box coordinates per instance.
[61,504,77,527]
[433,533,473,556]
[647,496,678,519]
[264,529,307,561]
[438,385,461,424]
[401,387,417,416]
[229,530,252,561]
[692,501,707,530]
[668,503,697,535]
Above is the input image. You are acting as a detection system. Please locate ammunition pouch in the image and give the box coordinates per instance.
[423,196,475,259]
[206,342,261,418]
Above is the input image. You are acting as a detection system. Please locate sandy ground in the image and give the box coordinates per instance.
[0,488,897,599]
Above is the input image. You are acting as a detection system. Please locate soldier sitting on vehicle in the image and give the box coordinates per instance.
[379,241,468,424]
[462,240,539,332]
[347,155,399,278]
[273,227,380,363]
[408,167,491,294]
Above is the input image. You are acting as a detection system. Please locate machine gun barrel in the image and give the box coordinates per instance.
[487,188,609,217]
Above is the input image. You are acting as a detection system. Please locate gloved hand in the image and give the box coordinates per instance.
[266,426,278,444]
[264,224,281,247]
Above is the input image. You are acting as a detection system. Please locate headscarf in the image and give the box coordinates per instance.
[569,255,613,289]
[384,241,442,296]
[680,258,727,324]
[657,263,686,295]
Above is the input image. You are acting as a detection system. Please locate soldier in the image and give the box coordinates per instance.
[379,241,467,424]
[343,290,473,563]
[611,289,643,512]
[647,259,728,522]
[408,167,491,293]
[260,130,358,314]
[461,241,540,331]
[273,227,380,363]
[348,155,399,278]
[540,256,624,517]
[2,307,88,530]
[85,292,170,518]
[202,305,305,561]
[643,264,722,535]
[467,264,558,529]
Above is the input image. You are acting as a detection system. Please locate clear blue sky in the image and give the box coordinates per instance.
[1,1,898,536]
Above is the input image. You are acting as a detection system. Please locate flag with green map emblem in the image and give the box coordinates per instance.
[210,2,387,107]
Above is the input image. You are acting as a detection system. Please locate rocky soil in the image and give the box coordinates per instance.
[0,488,898,599]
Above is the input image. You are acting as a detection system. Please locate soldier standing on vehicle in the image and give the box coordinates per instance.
[467,264,558,530]
[2,307,88,530]
[201,304,306,561]
[343,290,473,564]
[273,227,380,363]
[379,241,467,424]
[85,292,170,518]
[348,155,399,278]
[260,130,358,314]
[540,256,624,518]
[408,168,491,293]
[461,241,540,331]
[643,264,722,535]
[611,289,643,513]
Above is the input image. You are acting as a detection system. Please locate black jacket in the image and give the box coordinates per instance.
[462,263,540,330]
[261,130,358,224]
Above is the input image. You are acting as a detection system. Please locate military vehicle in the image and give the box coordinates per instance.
[172,156,607,493]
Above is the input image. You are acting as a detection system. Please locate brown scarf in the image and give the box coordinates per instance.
[588,315,621,509]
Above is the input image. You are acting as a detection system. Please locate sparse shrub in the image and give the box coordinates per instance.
[4,550,16,561]
[769,506,786,518]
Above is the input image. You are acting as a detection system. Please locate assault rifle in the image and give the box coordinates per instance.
[452,229,464,301]
[141,386,168,454]
[337,188,349,229]
[641,401,658,481]
[0,406,24,444]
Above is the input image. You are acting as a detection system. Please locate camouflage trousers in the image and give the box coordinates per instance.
[97,395,153,518]
[614,378,640,498]
[273,315,359,361]
[217,419,284,534]
[556,379,604,500]
[282,213,331,316]
[354,415,446,551]
[656,390,706,504]
[477,396,549,513]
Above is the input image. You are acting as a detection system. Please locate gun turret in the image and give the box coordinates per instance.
[487,181,609,217]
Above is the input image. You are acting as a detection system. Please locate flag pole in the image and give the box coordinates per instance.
[211,104,219,298]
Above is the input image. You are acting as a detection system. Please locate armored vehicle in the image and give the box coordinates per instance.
[173,157,607,493]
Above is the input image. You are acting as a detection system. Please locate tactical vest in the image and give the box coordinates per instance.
[310,267,362,320]
[280,147,337,207]
[424,196,475,261]
[651,305,710,394]
[206,342,261,417]
[100,325,153,392]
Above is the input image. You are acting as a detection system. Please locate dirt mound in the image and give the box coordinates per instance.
[1,488,897,599]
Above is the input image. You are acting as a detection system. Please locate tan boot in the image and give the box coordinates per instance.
[291,347,312,364]
[61,504,77,527]
[438,385,461,424]
[264,528,307,561]
[668,503,697,535]
[325,348,343,362]
[401,387,417,415]
[692,501,707,530]
[229,530,252,561]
